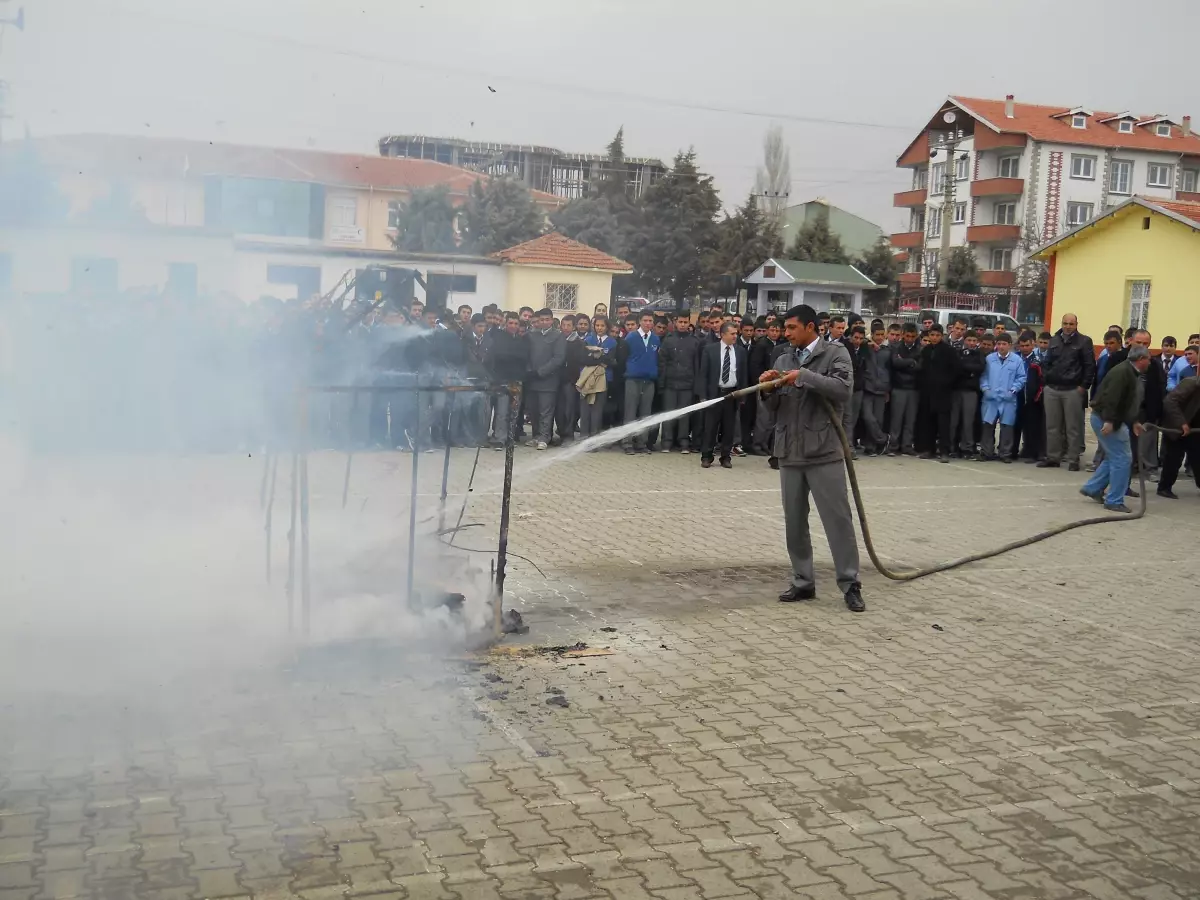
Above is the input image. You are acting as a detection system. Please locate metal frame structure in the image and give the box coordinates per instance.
[262,381,521,640]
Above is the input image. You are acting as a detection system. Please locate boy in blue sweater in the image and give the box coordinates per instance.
[622,311,660,454]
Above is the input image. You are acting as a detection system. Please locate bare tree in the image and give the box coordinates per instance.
[753,125,791,224]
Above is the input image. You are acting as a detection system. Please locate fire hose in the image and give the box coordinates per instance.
[736,376,1174,583]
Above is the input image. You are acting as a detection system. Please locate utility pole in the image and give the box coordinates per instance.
[929,109,966,290]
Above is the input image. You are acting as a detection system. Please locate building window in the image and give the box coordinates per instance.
[990,248,1014,271]
[955,155,970,181]
[1071,114,1087,129]
[910,209,925,233]
[1119,120,1134,133]
[910,252,923,274]
[998,156,1021,178]
[1146,163,1173,188]
[952,202,967,225]
[1128,280,1151,330]
[1070,154,1097,179]
[994,202,1017,225]
[166,262,198,299]
[332,196,357,226]
[545,282,579,311]
[1183,169,1199,193]
[924,250,939,279]
[912,168,928,191]
[1066,202,1094,227]
[387,201,401,230]
[763,264,776,278]
[1110,159,1133,195]
[1156,123,1171,137]
[927,210,942,238]
[930,162,947,194]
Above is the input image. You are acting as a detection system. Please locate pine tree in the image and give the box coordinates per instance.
[596,127,628,199]
[461,177,545,254]
[710,191,784,294]
[387,186,459,253]
[550,197,622,257]
[853,237,901,289]
[787,205,848,264]
[629,149,721,310]
[945,246,981,293]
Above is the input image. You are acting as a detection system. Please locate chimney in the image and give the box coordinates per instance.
[1005,95,1015,118]
[1184,115,1192,137]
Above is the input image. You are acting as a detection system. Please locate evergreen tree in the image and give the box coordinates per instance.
[596,127,628,199]
[787,205,848,264]
[389,185,459,253]
[852,237,901,289]
[629,149,721,310]
[945,245,981,293]
[550,196,623,257]
[461,176,545,254]
[710,191,784,294]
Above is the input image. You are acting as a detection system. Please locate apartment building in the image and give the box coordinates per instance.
[891,95,1200,293]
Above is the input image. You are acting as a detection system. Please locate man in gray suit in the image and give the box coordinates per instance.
[524,308,565,450]
[760,304,865,612]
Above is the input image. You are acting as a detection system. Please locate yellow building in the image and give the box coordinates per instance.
[1035,196,1200,341]
[492,233,632,314]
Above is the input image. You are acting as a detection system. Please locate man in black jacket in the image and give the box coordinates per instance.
[951,331,985,458]
[486,313,529,446]
[917,324,959,462]
[886,323,922,456]
[658,311,700,453]
[555,314,588,446]
[735,318,758,455]
[1039,313,1095,471]
[699,322,748,468]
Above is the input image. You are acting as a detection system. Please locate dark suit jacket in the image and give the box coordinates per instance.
[699,340,749,400]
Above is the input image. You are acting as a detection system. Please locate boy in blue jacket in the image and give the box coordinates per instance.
[979,333,1027,462]
[621,311,660,453]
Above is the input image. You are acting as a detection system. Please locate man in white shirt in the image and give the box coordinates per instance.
[699,322,748,468]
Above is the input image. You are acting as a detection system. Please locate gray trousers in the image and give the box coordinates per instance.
[530,390,557,443]
[490,392,511,441]
[889,388,919,452]
[980,421,1014,459]
[555,382,579,442]
[843,392,862,447]
[1138,427,1159,469]
[950,390,978,454]
[860,393,887,446]
[780,462,860,594]
[622,379,656,448]
[660,387,695,449]
[579,391,606,439]
[1044,386,1084,464]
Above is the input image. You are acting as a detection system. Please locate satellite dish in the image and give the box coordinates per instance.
[942,111,957,124]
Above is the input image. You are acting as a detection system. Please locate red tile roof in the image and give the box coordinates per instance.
[1150,198,1200,226]
[951,97,1200,155]
[491,232,632,272]
[23,134,563,206]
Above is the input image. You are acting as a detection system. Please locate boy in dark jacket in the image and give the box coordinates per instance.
[486,313,529,446]
[1014,331,1045,462]
[886,323,922,456]
[950,331,985,458]
[917,324,960,462]
[658,311,700,453]
[861,325,891,455]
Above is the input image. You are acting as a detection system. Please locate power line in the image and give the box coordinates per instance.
[114,6,916,134]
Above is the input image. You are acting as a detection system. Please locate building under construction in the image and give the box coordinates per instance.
[377,134,666,200]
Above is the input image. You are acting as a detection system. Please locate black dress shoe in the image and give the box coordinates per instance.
[719,458,732,469]
[1157,488,1179,499]
[779,586,816,602]
[844,583,866,613]
[700,457,713,468]
[1067,461,1081,472]
[767,456,780,470]
[1126,488,1139,498]
[1036,459,1060,468]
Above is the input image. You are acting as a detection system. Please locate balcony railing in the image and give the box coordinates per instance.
[966,224,1021,243]
[893,188,928,207]
[979,269,1017,288]
[897,272,923,290]
[890,231,925,249]
[970,177,1024,198]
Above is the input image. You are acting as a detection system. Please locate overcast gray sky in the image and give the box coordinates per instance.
[3,0,1196,231]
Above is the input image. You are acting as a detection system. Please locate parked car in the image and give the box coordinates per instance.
[918,308,1021,334]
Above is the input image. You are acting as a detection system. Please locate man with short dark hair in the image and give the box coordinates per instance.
[760,305,864,613]
[887,323,922,456]
[658,312,700,453]
[486,312,528,447]
[917,323,959,462]
[951,330,984,458]
[948,319,968,349]
[1081,344,1150,512]
[525,308,565,450]
[1040,313,1095,471]
[1157,375,1200,499]
[621,311,660,454]
[699,322,748,468]
[861,325,891,456]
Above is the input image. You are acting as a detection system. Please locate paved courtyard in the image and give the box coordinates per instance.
[2,445,1200,900]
